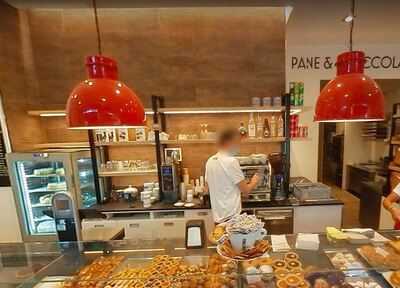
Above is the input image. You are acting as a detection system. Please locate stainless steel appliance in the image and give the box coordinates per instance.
[160,163,179,203]
[241,162,272,202]
[7,150,97,241]
[255,208,293,234]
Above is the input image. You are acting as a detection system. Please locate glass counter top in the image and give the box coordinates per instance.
[1,230,399,288]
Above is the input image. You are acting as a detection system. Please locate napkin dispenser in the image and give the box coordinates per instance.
[185,220,206,249]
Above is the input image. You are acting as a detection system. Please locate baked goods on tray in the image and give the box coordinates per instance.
[217,239,271,260]
[391,271,400,287]
[389,240,400,254]
[104,254,237,288]
[358,245,400,270]
[63,256,125,288]
[209,225,226,244]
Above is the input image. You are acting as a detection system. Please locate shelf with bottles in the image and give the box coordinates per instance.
[289,81,305,107]
[160,137,285,145]
[96,141,156,147]
[239,112,285,139]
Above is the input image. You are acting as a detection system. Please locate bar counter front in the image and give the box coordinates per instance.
[3,230,400,288]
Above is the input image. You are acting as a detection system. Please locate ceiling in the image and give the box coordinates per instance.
[4,0,290,8]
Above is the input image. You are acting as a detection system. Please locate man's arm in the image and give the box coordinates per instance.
[383,192,400,222]
[238,174,260,198]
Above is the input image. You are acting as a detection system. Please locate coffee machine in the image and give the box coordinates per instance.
[160,163,180,203]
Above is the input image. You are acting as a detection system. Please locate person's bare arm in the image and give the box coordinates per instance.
[238,174,260,198]
[383,192,400,222]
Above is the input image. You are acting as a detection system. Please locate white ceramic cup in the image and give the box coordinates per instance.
[228,228,267,253]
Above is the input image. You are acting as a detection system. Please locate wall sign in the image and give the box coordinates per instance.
[291,55,400,70]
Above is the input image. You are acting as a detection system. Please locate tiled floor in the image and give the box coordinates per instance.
[329,184,361,228]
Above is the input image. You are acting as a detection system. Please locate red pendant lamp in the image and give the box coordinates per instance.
[66,0,145,129]
[314,0,385,122]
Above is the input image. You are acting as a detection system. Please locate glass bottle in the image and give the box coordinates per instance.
[239,122,247,138]
[256,114,264,139]
[270,116,277,137]
[277,115,284,137]
[248,113,256,138]
[264,118,271,138]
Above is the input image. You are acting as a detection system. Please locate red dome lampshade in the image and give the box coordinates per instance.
[66,55,145,129]
[314,51,385,122]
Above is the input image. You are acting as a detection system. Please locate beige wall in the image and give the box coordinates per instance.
[286,0,400,182]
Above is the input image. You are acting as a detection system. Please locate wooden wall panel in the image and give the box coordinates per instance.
[2,6,285,189]
[22,7,284,110]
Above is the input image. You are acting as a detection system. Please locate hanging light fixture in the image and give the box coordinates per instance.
[314,0,385,122]
[66,0,145,129]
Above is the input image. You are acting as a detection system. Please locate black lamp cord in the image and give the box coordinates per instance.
[92,0,102,55]
[349,0,355,51]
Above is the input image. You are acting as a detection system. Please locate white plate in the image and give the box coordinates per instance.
[184,203,195,208]
[174,202,185,207]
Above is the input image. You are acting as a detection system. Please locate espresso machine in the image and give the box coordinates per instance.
[237,155,272,202]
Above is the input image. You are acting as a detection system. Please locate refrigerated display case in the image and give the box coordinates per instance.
[1,230,400,288]
[7,150,98,241]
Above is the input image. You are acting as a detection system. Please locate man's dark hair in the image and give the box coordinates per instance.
[217,128,239,146]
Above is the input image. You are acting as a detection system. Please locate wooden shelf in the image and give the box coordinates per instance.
[291,137,311,141]
[158,106,307,115]
[27,109,154,117]
[392,140,400,145]
[96,141,155,147]
[28,110,66,117]
[33,142,89,149]
[393,114,400,119]
[243,137,285,143]
[27,107,307,117]
[160,137,285,145]
[98,170,157,177]
[389,165,400,173]
[97,138,286,146]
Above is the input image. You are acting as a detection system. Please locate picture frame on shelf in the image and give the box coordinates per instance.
[118,128,129,142]
[164,148,182,162]
[135,127,146,142]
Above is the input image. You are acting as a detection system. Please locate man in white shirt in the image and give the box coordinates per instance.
[205,128,260,223]
[383,181,400,229]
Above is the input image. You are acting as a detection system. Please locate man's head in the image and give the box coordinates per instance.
[217,127,241,155]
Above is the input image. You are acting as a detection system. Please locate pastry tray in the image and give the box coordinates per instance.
[324,249,367,277]
[356,246,400,272]
[345,276,384,288]
[113,255,211,273]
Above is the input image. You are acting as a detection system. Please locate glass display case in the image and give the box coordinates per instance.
[1,231,399,288]
[7,150,98,242]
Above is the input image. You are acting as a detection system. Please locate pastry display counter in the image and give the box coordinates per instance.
[3,230,400,288]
